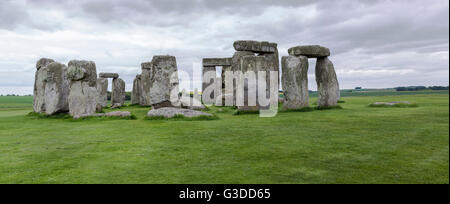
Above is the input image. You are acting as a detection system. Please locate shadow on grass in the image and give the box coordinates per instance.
[144,114,219,121]
[279,107,315,113]
[315,105,343,110]
[233,109,260,115]
[27,112,72,119]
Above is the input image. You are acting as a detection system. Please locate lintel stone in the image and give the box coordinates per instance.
[288,45,330,58]
[202,58,232,66]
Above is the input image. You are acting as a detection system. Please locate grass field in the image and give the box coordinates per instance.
[0,91,448,184]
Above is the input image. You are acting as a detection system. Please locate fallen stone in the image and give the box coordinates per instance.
[372,101,411,106]
[315,57,339,107]
[96,78,108,108]
[73,111,132,119]
[99,72,119,79]
[288,45,331,58]
[67,60,99,117]
[149,55,179,108]
[282,56,309,109]
[180,96,206,110]
[131,74,141,105]
[112,78,126,107]
[111,103,122,109]
[105,111,132,117]
[233,40,277,53]
[147,107,212,118]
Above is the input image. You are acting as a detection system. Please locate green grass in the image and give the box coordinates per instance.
[0,92,448,184]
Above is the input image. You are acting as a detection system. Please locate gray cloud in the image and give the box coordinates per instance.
[0,0,448,95]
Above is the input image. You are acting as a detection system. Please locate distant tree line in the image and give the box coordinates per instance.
[395,86,449,91]
[0,94,32,96]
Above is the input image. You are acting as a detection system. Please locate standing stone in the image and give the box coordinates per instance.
[281,56,309,109]
[315,57,339,107]
[140,62,152,106]
[231,51,255,72]
[238,55,271,111]
[259,47,280,88]
[67,60,99,117]
[221,65,232,105]
[33,58,55,113]
[131,74,141,105]
[43,62,70,115]
[149,55,179,109]
[202,65,216,101]
[228,51,254,106]
[112,78,126,107]
[96,78,108,108]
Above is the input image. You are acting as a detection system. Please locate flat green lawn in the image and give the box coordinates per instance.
[0,93,448,184]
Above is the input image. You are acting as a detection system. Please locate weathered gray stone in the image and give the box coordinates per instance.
[140,62,152,106]
[231,51,254,72]
[202,66,216,101]
[281,56,309,109]
[33,58,55,113]
[147,107,212,118]
[106,111,131,117]
[259,47,280,88]
[233,40,277,53]
[67,60,97,87]
[111,103,122,109]
[288,45,331,58]
[36,58,55,70]
[67,60,99,117]
[43,62,70,115]
[131,74,141,105]
[149,55,179,108]
[219,65,232,105]
[180,96,206,110]
[202,58,232,66]
[33,59,70,115]
[73,111,131,119]
[96,78,108,108]
[372,101,411,106]
[238,55,272,111]
[112,78,125,107]
[315,57,340,107]
[228,51,254,106]
[99,72,119,79]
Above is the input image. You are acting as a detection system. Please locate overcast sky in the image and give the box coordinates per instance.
[0,0,448,95]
